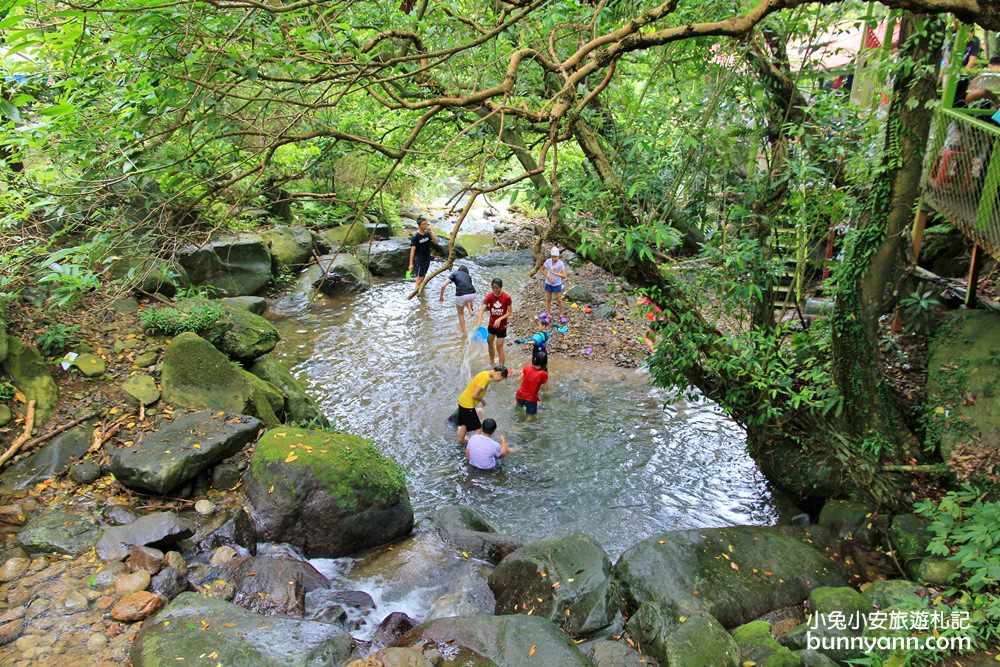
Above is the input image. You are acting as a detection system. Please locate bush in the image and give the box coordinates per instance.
[35,324,78,356]
[140,303,224,336]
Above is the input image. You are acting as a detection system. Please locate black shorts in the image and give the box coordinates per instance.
[487,326,507,339]
[457,405,481,431]
[413,257,430,277]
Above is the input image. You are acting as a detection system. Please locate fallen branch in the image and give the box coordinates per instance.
[882,463,950,476]
[89,415,130,454]
[0,400,36,468]
[138,289,176,307]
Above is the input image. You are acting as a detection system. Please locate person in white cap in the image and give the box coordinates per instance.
[542,246,569,322]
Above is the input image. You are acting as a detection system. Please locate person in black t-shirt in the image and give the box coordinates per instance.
[439,264,477,335]
[408,217,436,291]
[963,34,981,68]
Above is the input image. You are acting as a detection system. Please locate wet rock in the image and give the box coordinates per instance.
[87,633,108,652]
[111,591,163,622]
[61,589,89,611]
[628,604,739,667]
[585,640,650,667]
[430,237,468,259]
[211,546,239,566]
[889,514,931,578]
[211,463,242,490]
[0,611,24,646]
[225,556,316,617]
[120,374,160,406]
[592,304,616,320]
[427,505,520,565]
[116,570,152,594]
[615,526,847,629]
[489,532,621,636]
[133,350,160,368]
[860,579,925,609]
[189,507,256,554]
[203,303,281,364]
[97,511,194,561]
[17,509,99,556]
[305,589,373,628]
[70,461,101,485]
[347,647,433,667]
[159,334,282,426]
[0,557,30,582]
[364,221,394,240]
[564,285,594,303]
[731,620,800,667]
[102,504,140,526]
[0,424,92,491]
[817,500,872,538]
[472,249,535,267]
[426,563,494,620]
[321,223,368,250]
[1,338,58,427]
[130,592,352,666]
[163,551,187,576]
[221,295,267,315]
[916,556,960,586]
[250,354,329,426]
[369,611,416,650]
[396,615,591,666]
[127,545,164,574]
[149,566,189,601]
[262,225,313,268]
[73,353,106,377]
[109,410,262,494]
[244,428,413,558]
[355,238,413,277]
[95,561,128,588]
[300,253,372,296]
[177,235,273,297]
[194,500,215,515]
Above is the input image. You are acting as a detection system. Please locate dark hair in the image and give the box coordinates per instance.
[493,365,509,378]
[491,278,503,288]
[532,349,548,371]
[457,265,469,274]
[991,56,1000,66]
[481,418,497,435]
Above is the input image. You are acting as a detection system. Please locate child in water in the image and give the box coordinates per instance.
[514,348,549,419]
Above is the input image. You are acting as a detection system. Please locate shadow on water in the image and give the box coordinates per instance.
[269,260,778,560]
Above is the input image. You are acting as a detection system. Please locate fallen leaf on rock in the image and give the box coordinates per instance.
[528,645,536,657]
[284,453,298,463]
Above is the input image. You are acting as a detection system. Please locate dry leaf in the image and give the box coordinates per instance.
[284,453,299,463]
[528,645,536,657]
[268,485,274,494]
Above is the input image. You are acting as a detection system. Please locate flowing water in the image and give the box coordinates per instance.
[269,228,781,638]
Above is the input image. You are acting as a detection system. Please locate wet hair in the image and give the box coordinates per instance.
[493,365,509,379]
[532,349,548,371]
[992,56,1000,67]
[481,418,497,435]
[491,278,503,288]
[457,265,470,274]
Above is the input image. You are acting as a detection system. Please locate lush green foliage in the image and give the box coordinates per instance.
[139,304,224,337]
[899,289,941,335]
[34,324,78,356]
[917,485,1000,593]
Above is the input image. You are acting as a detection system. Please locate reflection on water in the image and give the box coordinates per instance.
[269,261,777,559]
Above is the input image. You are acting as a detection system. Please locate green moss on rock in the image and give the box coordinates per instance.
[731,621,801,667]
[2,338,58,427]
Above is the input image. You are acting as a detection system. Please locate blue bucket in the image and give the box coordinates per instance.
[471,326,488,342]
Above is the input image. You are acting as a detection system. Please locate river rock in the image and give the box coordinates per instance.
[116,570,151,594]
[300,253,372,296]
[472,249,534,267]
[817,500,872,538]
[564,285,593,303]
[0,612,23,646]
[0,557,29,582]
[244,428,413,558]
[396,615,591,666]
[72,352,106,376]
[427,505,520,565]
[130,592,352,666]
[347,648,432,667]
[205,304,281,364]
[128,545,165,574]
[615,526,847,629]
[369,611,416,650]
[262,225,314,268]
[430,237,468,259]
[795,649,838,666]
[110,410,261,494]
[489,532,621,637]
[17,509,99,556]
[121,374,160,406]
[160,333,283,425]
[731,620,800,667]
[364,221,394,240]
[916,556,960,585]
[322,223,368,249]
[860,579,925,609]
[150,566,189,601]
[888,513,931,578]
[0,404,10,427]
[304,589,375,627]
[111,591,163,622]
[212,463,242,490]
[103,504,141,526]
[189,506,256,554]
[585,640,650,667]
[163,551,187,576]
[69,461,101,484]
[221,295,267,315]
[628,605,739,667]
[221,555,320,617]
[96,511,194,561]
[250,355,329,426]
[211,546,239,566]
[1,338,58,427]
[177,235,273,297]
[0,424,92,491]
[354,238,413,277]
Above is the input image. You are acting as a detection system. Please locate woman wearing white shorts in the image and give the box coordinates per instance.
[439,265,477,335]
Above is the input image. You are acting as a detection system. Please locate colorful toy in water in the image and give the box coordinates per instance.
[405,269,413,279]
[471,326,488,342]
[570,303,579,309]
[556,325,569,334]
[538,312,551,322]
[584,347,593,356]
[582,306,592,314]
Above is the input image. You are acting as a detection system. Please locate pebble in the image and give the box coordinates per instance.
[0,558,30,583]
[86,632,108,652]
[115,570,151,595]
[96,596,115,610]
[110,592,162,622]
[95,561,128,588]
[194,499,216,515]
[126,545,164,575]
[61,589,89,611]
[163,551,187,576]
[14,635,39,651]
[209,546,237,566]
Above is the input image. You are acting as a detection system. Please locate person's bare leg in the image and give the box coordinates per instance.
[556,292,564,319]
[457,424,467,445]
[487,334,496,366]
[497,336,505,366]
[465,301,475,317]
[545,290,552,318]
[414,274,424,292]
[455,305,467,335]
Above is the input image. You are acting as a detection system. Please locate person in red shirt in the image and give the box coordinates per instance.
[515,349,548,418]
[476,278,513,366]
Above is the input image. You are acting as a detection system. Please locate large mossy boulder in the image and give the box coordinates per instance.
[1,338,58,428]
[131,592,351,667]
[250,355,328,426]
[244,428,413,557]
[888,513,932,578]
[262,225,313,269]
[0,321,8,364]
[354,238,413,277]
[0,424,92,491]
[17,509,100,556]
[321,223,368,250]
[427,505,520,565]
[753,440,840,500]
[615,526,847,629]
[109,255,189,298]
[299,253,371,296]
[160,333,284,426]
[731,621,801,667]
[489,532,621,637]
[926,310,1000,463]
[860,579,925,609]
[158,299,280,364]
[109,411,261,494]
[395,615,592,666]
[177,235,273,297]
[627,604,739,667]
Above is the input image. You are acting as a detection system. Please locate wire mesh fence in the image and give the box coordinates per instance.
[922,108,1000,260]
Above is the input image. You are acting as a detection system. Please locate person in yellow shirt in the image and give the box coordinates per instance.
[455,366,508,445]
